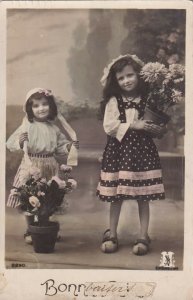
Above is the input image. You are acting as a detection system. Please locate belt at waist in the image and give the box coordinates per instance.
[28,153,54,158]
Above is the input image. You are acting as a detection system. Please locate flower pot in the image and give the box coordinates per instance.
[28,221,59,253]
[143,107,170,125]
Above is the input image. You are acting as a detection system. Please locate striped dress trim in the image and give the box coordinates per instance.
[100,169,163,181]
[97,182,164,197]
[97,168,165,201]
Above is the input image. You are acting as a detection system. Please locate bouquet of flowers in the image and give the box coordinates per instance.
[11,165,77,226]
[140,62,185,122]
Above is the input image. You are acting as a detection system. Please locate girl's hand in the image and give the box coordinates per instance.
[130,120,167,137]
[145,123,165,135]
[67,140,79,152]
[130,120,153,131]
[144,122,167,136]
[19,132,28,149]
[72,140,79,149]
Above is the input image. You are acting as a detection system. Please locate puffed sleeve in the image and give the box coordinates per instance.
[6,117,30,152]
[103,97,134,142]
[55,127,71,155]
[6,125,23,152]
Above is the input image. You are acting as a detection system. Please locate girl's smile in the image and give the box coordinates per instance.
[116,65,138,95]
[32,97,50,121]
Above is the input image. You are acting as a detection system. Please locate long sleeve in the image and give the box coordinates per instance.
[6,117,30,152]
[55,127,71,156]
[103,97,136,142]
[6,125,23,152]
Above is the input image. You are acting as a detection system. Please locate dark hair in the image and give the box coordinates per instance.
[103,56,148,102]
[99,56,149,119]
[25,92,58,122]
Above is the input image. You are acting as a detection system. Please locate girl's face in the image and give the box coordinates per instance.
[31,97,50,121]
[116,65,138,94]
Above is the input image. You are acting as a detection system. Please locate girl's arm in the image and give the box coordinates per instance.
[55,127,79,155]
[66,141,79,152]
[7,117,31,152]
[103,97,133,142]
[55,130,71,155]
[130,120,165,136]
[19,132,28,149]
[6,125,24,152]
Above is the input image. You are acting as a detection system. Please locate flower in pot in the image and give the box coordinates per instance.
[140,62,185,125]
[13,164,77,253]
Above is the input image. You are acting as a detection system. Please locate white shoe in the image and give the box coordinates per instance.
[24,233,32,245]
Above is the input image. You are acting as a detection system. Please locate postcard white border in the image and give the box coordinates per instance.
[1,1,193,299]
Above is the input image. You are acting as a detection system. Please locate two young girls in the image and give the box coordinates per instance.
[97,54,166,255]
[7,54,166,255]
[7,88,79,243]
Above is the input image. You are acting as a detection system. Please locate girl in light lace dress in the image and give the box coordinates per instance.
[7,88,79,243]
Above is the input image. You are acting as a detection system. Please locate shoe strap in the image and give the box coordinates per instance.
[103,229,110,235]
[134,239,149,247]
[103,235,118,244]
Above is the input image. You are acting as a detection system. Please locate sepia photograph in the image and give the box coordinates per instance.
[5,5,185,270]
[1,1,193,299]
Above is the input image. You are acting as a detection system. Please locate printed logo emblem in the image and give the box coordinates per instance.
[156,251,178,270]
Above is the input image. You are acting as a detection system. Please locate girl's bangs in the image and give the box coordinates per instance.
[112,59,129,73]
[112,57,141,74]
[28,92,47,101]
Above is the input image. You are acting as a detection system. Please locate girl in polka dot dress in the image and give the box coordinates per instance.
[97,54,167,255]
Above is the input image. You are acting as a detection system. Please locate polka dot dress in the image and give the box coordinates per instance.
[97,96,165,202]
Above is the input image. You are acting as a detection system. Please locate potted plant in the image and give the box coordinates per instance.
[140,62,185,125]
[12,165,77,253]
